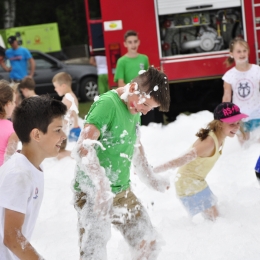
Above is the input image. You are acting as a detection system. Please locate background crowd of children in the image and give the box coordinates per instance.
[0,34,260,260]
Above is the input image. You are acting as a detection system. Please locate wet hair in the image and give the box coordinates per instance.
[132,66,170,112]
[0,80,14,118]
[196,120,223,141]
[124,30,138,41]
[0,46,5,57]
[52,72,72,86]
[19,77,36,91]
[224,37,249,67]
[12,95,67,144]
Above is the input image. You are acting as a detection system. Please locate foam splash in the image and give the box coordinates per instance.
[72,132,114,259]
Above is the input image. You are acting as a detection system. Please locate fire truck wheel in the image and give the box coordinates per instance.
[79,77,98,101]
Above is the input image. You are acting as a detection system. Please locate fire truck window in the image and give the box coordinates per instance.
[160,7,243,57]
[88,0,101,20]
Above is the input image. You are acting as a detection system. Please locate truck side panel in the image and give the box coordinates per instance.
[100,0,160,87]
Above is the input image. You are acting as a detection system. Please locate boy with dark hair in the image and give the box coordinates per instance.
[73,66,170,259]
[0,36,35,81]
[114,30,163,125]
[19,77,37,98]
[0,95,67,259]
[114,30,149,88]
[124,30,138,40]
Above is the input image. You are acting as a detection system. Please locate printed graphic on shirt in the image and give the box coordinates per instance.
[235,79,254,101]
[139,63,144,70]
[33,187,38,199]
[9,55,22,61]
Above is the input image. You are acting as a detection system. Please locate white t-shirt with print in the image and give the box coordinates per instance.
[0,152,44,260]
[222,64,260,121]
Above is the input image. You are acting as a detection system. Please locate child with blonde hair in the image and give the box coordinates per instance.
[222,37,260,185]
[52,72,80,159]
[154,102,248,220]
[0,80,19,166]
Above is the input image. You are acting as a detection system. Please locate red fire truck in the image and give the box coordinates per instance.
[85,0,260,121]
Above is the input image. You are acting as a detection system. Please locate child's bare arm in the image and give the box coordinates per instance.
[117,79,126,87]
[4,209,43,260]
[132,141,170,192]
[4,132,19,163]
[153,148,197,173]
[154,136,215,173]
[72,124,113,216]
[0,60,11,72]
[75,124,100,158]
[89,56,96,66]
[62,96,72,110]
[222,82,232,102]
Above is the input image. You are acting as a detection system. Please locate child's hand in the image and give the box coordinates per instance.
[149,175,170,193]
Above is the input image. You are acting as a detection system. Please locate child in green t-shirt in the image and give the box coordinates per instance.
[73,66,170,260]
[114,30,149,87]
[114,30,163,125]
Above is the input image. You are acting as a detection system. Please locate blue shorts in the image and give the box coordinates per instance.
[69,127,81,142]
[179,186,217,216]
[242,119,260,132]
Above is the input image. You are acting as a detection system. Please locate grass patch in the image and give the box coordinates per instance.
[78,101,93,119]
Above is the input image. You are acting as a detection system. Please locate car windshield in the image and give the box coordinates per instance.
[30,52,58,69]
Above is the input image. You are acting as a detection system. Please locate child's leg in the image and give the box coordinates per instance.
[202,205,219,221]
[97,74,109,95]
[74,191,111,260]
[178,186,217,218]
[112,189,161,260]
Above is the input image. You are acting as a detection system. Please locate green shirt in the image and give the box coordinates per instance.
[75,90,140,194]
[114,54,149,84]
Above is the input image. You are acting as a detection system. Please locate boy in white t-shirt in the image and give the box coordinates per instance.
[0,95,67,260]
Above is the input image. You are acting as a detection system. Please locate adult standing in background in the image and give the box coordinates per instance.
[0,46,6,80]
[89,52,109,95]
[0,36,35,82]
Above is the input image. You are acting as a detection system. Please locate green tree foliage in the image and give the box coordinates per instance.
[14,0,88,47]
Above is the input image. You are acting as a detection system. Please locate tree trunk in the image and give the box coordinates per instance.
[4,0,15,28]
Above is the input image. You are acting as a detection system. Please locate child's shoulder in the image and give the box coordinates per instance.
[138,53,148,58]
[63,93,78,105]
[0,153,30,174]
[250,64,260,71]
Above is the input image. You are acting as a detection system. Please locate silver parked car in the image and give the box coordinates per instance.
[0,50,98,101]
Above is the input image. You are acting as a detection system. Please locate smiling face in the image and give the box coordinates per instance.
[221,120,241,137]
[231,43,249,65]
[124,35,140,55]
[126,83,159,115]
[39,116,67,157]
